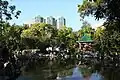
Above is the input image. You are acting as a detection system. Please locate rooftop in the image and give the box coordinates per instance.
[77,33,93,43]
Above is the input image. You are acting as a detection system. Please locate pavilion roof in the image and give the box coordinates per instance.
[76,33,93,43]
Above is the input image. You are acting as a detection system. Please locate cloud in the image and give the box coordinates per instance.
[91,21,104,30]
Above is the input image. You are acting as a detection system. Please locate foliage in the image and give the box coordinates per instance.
[57,26,77,48]
[22,23,57,41]
[77,21,95,40]
[78,0,120,29]
[0,0,21,50]
[21,23,58,52]
[1,24,24,52]
[94,26,104,39]
[78,0,120,55]
[78,0,120,80]
[0,0,21,21]
[0,1,21,79]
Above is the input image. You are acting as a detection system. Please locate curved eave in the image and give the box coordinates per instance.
[76,40,94,43]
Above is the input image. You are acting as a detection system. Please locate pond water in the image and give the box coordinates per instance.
[16,57,103,80]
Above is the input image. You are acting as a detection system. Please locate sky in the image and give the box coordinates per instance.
[9,0,105,31]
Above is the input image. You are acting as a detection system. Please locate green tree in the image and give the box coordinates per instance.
[0,0,22,51]
[78,0,120,29]
[94,26,104,39]
[0,0,21,21]
[78,0,120,57]
[77,21,95,40]
[56,26,77,54]
[94,26,104,52]
[21,23,57,52]
[78,0,120,55]
[78,0,120,80]
[0,23,24,52]
[0,1,21,79]
[0,0,21,37]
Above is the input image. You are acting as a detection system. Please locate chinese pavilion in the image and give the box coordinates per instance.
[76,33,94,52]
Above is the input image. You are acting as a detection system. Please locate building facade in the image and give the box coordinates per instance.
[24,16,66,28]
[35,15,45,23]
[57,17,66,29]
[46,16,57,26]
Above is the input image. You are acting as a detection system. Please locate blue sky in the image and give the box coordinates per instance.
[9,0,104,31]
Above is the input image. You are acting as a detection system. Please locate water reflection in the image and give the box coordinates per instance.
[90,72,103,80]
[17,56,103,80]
[72,67,82,77]
[62,66,83,80]
[61,67,103,80]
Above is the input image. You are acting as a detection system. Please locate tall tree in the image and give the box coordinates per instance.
[0,0,21,21]
[0,1,21,80]
[77,21,95,40]
[78,0,120,80]
[0,0,21,37]
[21,23,57,52]
[78,0,120,30]
[56,26,77,54]
[2,24,24,52]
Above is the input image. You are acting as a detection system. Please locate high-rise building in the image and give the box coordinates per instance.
[35,15,45,23]
[24,16,66,28]
[44,19,46,23]
[57,17,66,29]
[46,16,57,26]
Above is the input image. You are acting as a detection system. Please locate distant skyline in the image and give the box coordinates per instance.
[25,16,66,29]
[9,0,105,31]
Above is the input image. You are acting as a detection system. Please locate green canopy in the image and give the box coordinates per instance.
[77,33,93,43]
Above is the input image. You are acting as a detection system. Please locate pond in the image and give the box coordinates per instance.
[16,57,103,80]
